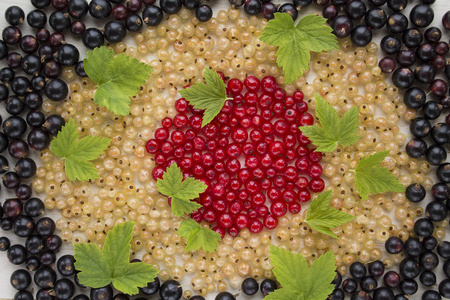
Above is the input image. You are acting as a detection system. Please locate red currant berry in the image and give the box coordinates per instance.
[244,76,260,91]
[231,128,248,143]
[293,90,304,102]
[235,214,249,229]
[161,117,173,128]
[175,98,189,113]
[270,201,287,217]
[251,192,266,206]
[145,139,159,154]
[228,226,239,237]
[212,226,225,239]
[227,78,243,95]
[274,120,289,136]
[217,213,233,229]
[309,178,325,192]
[288,202,301,214]
[261,76,277,94]
[308,163,323,178]
[298,189,311,202]
[263,214,278,229]
[154,128,170,141]
[248,219,263,233]
[173,114,189,128]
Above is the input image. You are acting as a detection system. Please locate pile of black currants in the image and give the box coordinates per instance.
[228,0,312,21]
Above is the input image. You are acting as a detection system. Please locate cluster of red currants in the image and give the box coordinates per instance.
[146,74,325,237]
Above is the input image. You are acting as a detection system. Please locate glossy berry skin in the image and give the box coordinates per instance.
[159,280,182,300]
[215,292,235,300]
[25,235,45,255]
[244,0,262,16]
[414,218,434,237]
[410,4,434,27]
[368,260,385,277]
[56,44,79,66]
[422,290,442,300]
[426,201,447,222]
[387,0,407,12]
[349,262,367,279]
[423,237,438,252]
[402,28,423,48]
[410,118,431,138]
[160,0,183,14]
[323,5,338,20]
[439,279,450,298]
[28,128,51,151]
[140,277,160,295]
[57,255,76,276]
[385,236,403,254]
[5,6,24,26]
[342,278,358,294]
[242,278,258,295]
[381,35,402,55]
[373,287,394,300]
[89,0,112,18]
[432,183,449,202]
[365,7,387,29]
[392,67,414,89]
[143,5,164,26]
[13,215,35,237]
[104,21,126,43]
[419,251,439,271]
[2,26,22,45]
[8,139,29,159]
[261,3,277,19]
[387,13,408,34]
[415,63,436,84]
[437,163,450,183]
[345,1,366,19]
[260,279,277,296]
[426,143,446,165]
[383,271,400,289]
[405,183,426,202]
[10,269,31,290]
[90,285,113,300]
[15,158,37,178]
[44,79,68,101]
[54,279,75,300]
[49,11,71,32]
[82,28,104,49]
[404,237,423,257]
[399,279,418,295]
[183,0,200,9]
[7,244,27,265]
[27,10,47,28]
[430,123,449,145]
[351,25,372,47]
[68,0,88,19]
[278,3,298,21]
[417,44,436,62]
[396,49,415,67]
[333,15,353,38]
[24,198,45,218]
[13,290,33,300]
[124,14,143,32]
[379,57,396,73]
[360,276,377,293]
[420,270,436,287]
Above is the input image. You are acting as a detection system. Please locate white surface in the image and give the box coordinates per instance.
[0,0,449,299]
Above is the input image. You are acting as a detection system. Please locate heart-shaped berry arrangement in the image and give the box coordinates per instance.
[146,74,325,237]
